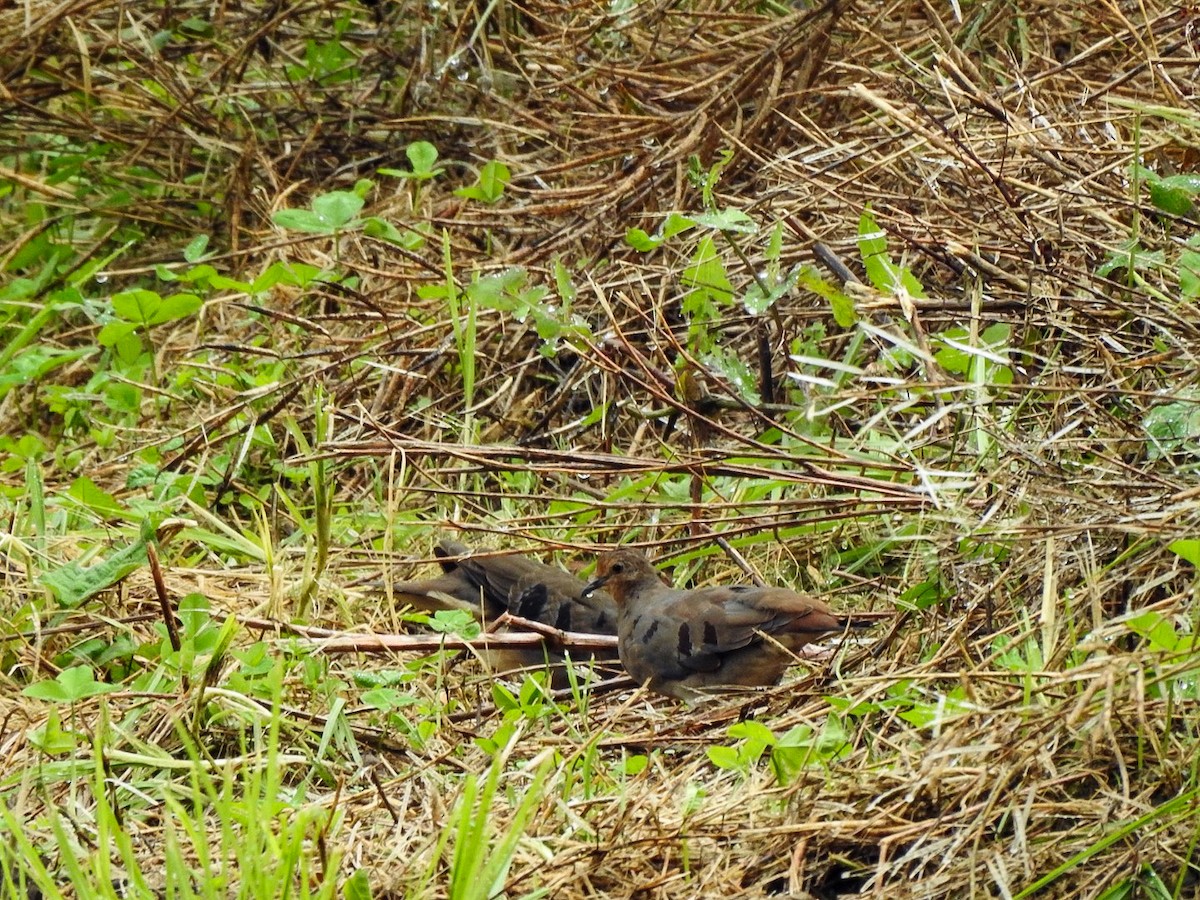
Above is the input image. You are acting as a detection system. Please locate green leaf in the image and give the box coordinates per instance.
[0,276,38,302]
[689,149,733,208]
[858,208,926,297]
[742,268,796,315]
[706,745,743,770]
[897,576,944,610]
[932,323,1012,384]
[23,665,119,702]
[1168,539,1200,566]
[552,258,577,304]
[488,684,519,718]
[662,212,697,239]
[272,209,324,232]
[159,264,251,292]
[1180,241,1200,299]
[467,268,529,312]
[111,289,163,323]
[27,708,78,753]
[1148,180,1196,217]
[22,680,70,703]
[692,207,757,234]
[1161,173,1200,194]
[1143,397,1200,460]
[1144,171,1200,217]
[727,720,777,746]
[427,608,481,637]
[97,320,139,348]
[67,476,126,519]
[814,715,850,758]
[40,527,152,608]
[626,213,697,251]
[770,726,816,784]
[0,346,91,400]
[681,234,733,311]
[183,234,210,262]
[625,228,662,251]
[796,266,856,327]
[1097,239,1166,278]
[455,160,510,203]
[776,724,815,750]
[1127,611,1182,653]
[273,191,364,233]
[178,592,214,636]
[310,191,364,228]
[933,326,970,373]
[766,220,783,261]
[417,282,451,301]
[405,141,442,178]
[363,217,425,249]
[360,688,419,712]
[250,261,323,293]
[353,667,415,689]
[704,346,759,404]
[343,868,374,900]
[150,292,202,325]
[622,754,648,776]
[1133,163,1199,216]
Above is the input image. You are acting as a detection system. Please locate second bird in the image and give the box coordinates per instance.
[389,539,621,683]
[584,549,869,701]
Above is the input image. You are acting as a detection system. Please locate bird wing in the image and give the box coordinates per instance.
[659,586,784,673]
[657,586,843,674]
[436,539,619,635]
[388,570,488,615]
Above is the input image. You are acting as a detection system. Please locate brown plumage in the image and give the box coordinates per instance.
[584,549,868,701]
[389,539,620,681]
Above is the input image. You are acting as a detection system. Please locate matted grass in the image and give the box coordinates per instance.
[2,0,1199,897]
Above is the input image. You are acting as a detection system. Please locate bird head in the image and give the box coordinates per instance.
[583,549,662,605]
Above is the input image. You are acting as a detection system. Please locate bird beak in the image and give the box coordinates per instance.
[581,574,609,599]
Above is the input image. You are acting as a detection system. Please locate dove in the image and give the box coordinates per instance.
[388,539,621,682]
[583,548,869,701]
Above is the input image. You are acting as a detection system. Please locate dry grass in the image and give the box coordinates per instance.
[3,0,1200,897]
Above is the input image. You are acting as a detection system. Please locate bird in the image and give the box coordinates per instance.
[387,539,621,682]
[583,548,870,701]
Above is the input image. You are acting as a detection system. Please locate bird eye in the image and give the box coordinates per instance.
[612,563,624,574]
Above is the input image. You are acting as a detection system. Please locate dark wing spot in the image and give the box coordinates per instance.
[703,620,718,646]
[433,543,457,573]
[514,584,549,620]
[554,601,572,631]
[677,621,693,656]
[728,585,753,593]
[595,612,613,631]
[641,620,659,644]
